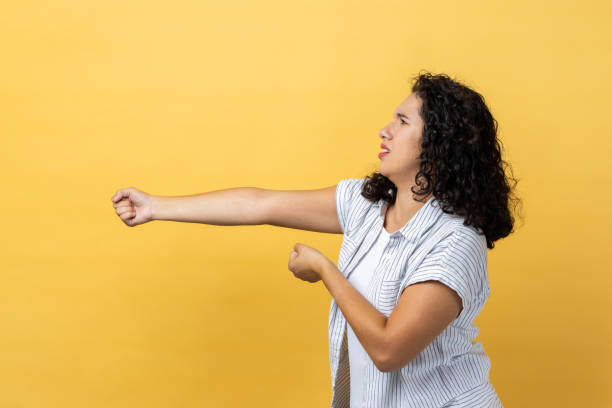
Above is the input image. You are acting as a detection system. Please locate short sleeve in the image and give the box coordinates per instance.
[399,228,490,325]
[335,178,366,237]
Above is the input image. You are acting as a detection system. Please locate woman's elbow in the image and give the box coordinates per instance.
[374,346,416,373]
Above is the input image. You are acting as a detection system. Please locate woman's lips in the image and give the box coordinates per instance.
[378,152,389,159]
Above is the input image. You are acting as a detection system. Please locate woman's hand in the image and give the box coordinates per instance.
[287,243,332,283]
[111,187,154,227]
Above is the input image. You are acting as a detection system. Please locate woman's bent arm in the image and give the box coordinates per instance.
[151,187,266,225]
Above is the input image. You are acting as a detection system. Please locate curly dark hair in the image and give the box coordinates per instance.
[361,71,522,249]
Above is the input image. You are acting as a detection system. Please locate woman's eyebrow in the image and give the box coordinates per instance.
[395,112,411,120]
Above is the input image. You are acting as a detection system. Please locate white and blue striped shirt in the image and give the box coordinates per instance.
[330,178,503,408]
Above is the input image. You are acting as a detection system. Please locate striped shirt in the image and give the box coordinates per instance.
[330,178,503,408]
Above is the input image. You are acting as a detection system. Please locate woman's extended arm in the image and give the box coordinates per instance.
[110,186,264,227]
[111,184,342,233]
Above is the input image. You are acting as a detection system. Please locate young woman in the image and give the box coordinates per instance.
[111,72,520,408]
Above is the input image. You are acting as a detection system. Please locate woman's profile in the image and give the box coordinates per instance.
[110,71,520,408]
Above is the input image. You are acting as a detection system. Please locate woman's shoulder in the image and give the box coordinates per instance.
[434,208,487,250]
[336,178,366,199]
[336,178,377,237]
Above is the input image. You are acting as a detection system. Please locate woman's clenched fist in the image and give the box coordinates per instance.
[111,187,154,227]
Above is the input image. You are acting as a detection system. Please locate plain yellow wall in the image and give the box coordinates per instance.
[1,0,610,407]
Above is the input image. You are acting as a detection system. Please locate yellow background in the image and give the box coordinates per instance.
[1,0,610,407]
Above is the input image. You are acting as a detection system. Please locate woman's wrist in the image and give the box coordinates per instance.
[317,257,337,282]
[149,195,166,221]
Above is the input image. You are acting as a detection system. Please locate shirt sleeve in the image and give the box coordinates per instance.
[398,228,490,325]
[335,178,366,237]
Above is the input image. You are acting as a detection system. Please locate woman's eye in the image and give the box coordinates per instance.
[400,119,408,125]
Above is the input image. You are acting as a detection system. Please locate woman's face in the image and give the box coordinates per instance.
[378,92,425,184]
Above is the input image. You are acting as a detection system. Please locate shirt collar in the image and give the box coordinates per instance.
[375,195,441,240]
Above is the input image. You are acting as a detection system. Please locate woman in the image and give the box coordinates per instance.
[111,72,520,407]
